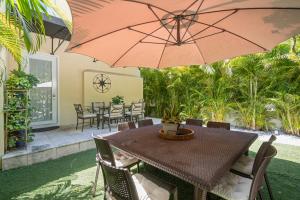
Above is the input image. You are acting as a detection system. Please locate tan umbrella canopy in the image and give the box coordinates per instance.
[66,0,300,68]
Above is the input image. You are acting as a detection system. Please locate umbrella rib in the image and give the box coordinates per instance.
[188,7,300,17]
[147,5,177,42]
[180,0,202,16]
[157,18,177,69]
[128,27,176,44]
[182,10,238,42]
[140,41,174,45]
[184,17,267,50]
[186,30,207,64]
[185,30,225,43]
[68,18,174,50]
[181,0,205,41]
[123,0,175,16]
[111,19,176,67]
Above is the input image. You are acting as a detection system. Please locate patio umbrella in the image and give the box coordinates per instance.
[66,0,300,68]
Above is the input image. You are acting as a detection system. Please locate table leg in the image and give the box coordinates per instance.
[96,115,99,129]
[194,186,207,200]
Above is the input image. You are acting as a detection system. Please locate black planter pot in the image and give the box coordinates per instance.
[16,140,26,148]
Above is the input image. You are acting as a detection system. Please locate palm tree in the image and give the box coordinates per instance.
[0,0,71,65]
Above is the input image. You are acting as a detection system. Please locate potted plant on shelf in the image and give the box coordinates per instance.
[5,69,39,150]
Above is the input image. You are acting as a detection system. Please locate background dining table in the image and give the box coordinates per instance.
[105,124,258,200]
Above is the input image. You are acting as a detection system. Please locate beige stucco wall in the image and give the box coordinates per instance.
[6,37,143,127]
[83,71,143,107]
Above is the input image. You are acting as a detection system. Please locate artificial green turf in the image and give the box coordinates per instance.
[0,141,299,200]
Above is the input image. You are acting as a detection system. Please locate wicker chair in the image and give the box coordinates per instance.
[231,135,277,200]
[102,103,124,131]
[92,136,140,197]
[118,121,136,132]
[186,118,203,126]
[207,121,230,130]
[210,145,277,200]
[73,104,97,131]
[138,119,154,128]
[125,102,144,122]
[99,159,178,200]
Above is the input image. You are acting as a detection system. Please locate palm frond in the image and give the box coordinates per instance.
[0,13,22,63]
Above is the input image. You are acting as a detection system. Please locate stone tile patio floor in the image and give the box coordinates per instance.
[2,117,299,170]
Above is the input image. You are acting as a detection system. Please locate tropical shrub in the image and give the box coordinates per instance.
[141,36,300,135]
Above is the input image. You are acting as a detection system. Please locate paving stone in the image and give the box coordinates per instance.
[2,155,28,170]
[56,143,80,158]
[27,148,57,165]
[79,140,95,151]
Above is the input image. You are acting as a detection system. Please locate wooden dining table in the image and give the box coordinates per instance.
[105,124,258,200]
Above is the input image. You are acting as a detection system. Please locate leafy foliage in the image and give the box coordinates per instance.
[141,36,300,135]
[0,0,72,66]
[111,95,124,105]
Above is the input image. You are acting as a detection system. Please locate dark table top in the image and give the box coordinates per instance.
[105,124,257,190]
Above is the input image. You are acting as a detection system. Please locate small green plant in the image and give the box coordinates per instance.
[111,95,124,105]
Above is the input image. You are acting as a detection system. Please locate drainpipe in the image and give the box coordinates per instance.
[0,47,6,169]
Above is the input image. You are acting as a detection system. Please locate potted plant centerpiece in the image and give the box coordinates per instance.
[161,103,182,135]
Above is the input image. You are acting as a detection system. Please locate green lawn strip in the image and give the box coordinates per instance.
[0,141,299,200]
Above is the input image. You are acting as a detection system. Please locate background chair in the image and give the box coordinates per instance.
[118,121,136,132]
[125,102,144,122]
[92,136,139,197]
[231,135,277,200]
[99,159,178,200]
[92,102,106,129]
[138,119,154,128]
[102,103,124,131]
[73,104,97,131]
[186,118,203,126]
[207,121,230,130]
[210,145,277,200]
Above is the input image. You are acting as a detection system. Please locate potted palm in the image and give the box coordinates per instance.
[161,103,181,135]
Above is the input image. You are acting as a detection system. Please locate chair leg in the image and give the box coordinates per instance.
[173,188,178,200]
[137,162,139,173]
[108,118,111,132]
[82,119,84,132]
[264,173,274,200]
[92,162,101,197]
[76,118,78,130]
[258,190,263,200]
[90,118,92,127]
[102,118,105,129]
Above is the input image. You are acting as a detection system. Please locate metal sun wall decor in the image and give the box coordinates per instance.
[93,73,111,93]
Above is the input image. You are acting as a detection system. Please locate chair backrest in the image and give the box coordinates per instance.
[118,122,130,132]
[93,135,116,166]
[118,122,136,132]
[74,104,83,115]
[249,145,277,200]
[207,121,230,130]
[130,102,143,115]
[138,119,153,128]
[92,102,105,113]
[186,118,203,126]
[109,103,124,117]
[128,121,136,129]
[252,135,277,175]
[99,159,139,200]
